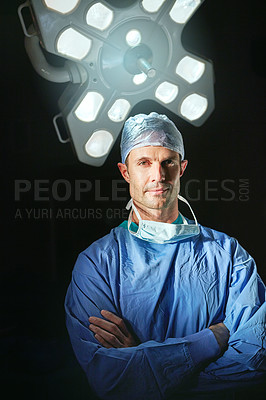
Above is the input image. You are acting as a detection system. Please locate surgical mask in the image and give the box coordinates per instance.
[125,195,200,244]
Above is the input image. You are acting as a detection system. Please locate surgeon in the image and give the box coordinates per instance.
[65,112,265,400]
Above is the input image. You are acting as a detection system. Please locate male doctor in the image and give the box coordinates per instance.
[65,112,265,400]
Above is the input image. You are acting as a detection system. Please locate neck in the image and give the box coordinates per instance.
[132,200,179,224]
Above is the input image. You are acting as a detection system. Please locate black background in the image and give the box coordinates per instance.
[1,1,265,399]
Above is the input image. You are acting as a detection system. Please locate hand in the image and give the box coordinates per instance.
[208,322,230,353]
[89,310,140,349]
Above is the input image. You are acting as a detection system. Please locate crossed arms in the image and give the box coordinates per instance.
[89,309,229,353]
[65,250,266,400]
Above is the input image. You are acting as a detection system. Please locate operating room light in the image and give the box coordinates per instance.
[108,99,131,123]
[75,92,104,122]
[126,30,142,47]
[142,0,166,13]
[170,0,201,24]
[57,28,92,60]
[44,0,80,14]
[18,0,214,166]
[133,72,147,85]
[180,94,208,121]
[155,82,179,104]
[176,56,205,83]
[85,130,114,158]
[86,3,113,31]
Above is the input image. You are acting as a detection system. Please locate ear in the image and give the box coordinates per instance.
[180,159,188,177]
[117,162,130,183]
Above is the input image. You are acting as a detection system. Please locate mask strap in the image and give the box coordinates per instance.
[126,195,198,230]
[126,198,142,234]
[180,213,188,225]
[125,198,133,210]
[178,194,198,225]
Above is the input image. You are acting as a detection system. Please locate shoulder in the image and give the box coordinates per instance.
[85,224,128,254]
[73,225,128,275]
[184,216,237,252]
[199,224,235,247]
[198,223,251,263]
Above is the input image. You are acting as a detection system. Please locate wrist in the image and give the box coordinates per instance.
[186,328,220,366]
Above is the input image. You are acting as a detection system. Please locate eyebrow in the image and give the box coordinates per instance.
[135,155,179,163]
[135,156,152,162]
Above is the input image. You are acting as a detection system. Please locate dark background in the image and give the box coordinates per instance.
[1,1,265,399]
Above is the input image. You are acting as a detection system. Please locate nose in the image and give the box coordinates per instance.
[151,162,165,182]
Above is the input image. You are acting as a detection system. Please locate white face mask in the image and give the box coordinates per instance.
[125,195,200,244]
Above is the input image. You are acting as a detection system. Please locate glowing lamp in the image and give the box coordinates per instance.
[18,0,214,166]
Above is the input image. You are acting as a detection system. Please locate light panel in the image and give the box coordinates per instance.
[126,29,142,47]
[86,3,113,31]
[180,93,208,121]
[57,28,92,60]
[133,73,147,85]
[142,0,167,13]
[108,99,131,122]
[176,56,205,83]
[44,0,80,14]
[170,0,201,24]
[155,82,179,104]
[75,92,104,122]
[85,130,113,158]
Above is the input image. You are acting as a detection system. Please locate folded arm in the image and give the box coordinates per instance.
[65,245,266,399]
[184,241,266,393]
[65,273,220,400]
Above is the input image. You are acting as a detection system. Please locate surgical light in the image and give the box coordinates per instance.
[74,92,104,122]
[142,0,166,13]
[133,73,147,85]
[57,28,92,60]
[176,56,205,83]
[85,130,114,158]
[170,0,201,24]
[126,29,142,47]
[155,82,179,104]
[18,0,215,167]
[44,0,80,14]
[108,99,131,123]
[86,3,114,31]
[180,94,208,121]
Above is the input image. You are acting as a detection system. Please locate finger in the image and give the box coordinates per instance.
[89,324,124,348]
[94,334,113,349]
[89,317,127,342]
[100,310,130,337]
[89,316,125,342]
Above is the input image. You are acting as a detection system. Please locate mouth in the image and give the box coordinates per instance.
[146,187,169,195]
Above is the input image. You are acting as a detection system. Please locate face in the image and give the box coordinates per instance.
[118,146,187,213]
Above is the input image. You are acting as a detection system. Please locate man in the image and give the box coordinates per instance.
[65,112,265,400]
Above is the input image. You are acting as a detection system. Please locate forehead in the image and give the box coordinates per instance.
[128,146,180,162]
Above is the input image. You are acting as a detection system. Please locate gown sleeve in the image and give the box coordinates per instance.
[183,239,266,393]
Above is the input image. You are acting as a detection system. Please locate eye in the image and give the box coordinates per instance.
[162,159,175,166]
[138,160,149,166]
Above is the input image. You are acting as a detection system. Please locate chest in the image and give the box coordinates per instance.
[115,248,228,341]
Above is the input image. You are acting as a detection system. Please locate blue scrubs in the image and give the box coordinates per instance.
[65,221,266,400]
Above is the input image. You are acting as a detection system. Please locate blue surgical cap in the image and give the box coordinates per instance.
[120,112,184,164]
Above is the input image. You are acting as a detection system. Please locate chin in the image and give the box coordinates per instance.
[147,199,168,210]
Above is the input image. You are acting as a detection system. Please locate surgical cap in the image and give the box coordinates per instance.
[120,112,184,164]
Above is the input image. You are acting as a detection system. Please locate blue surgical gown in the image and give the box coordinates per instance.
[65,221,266,400]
